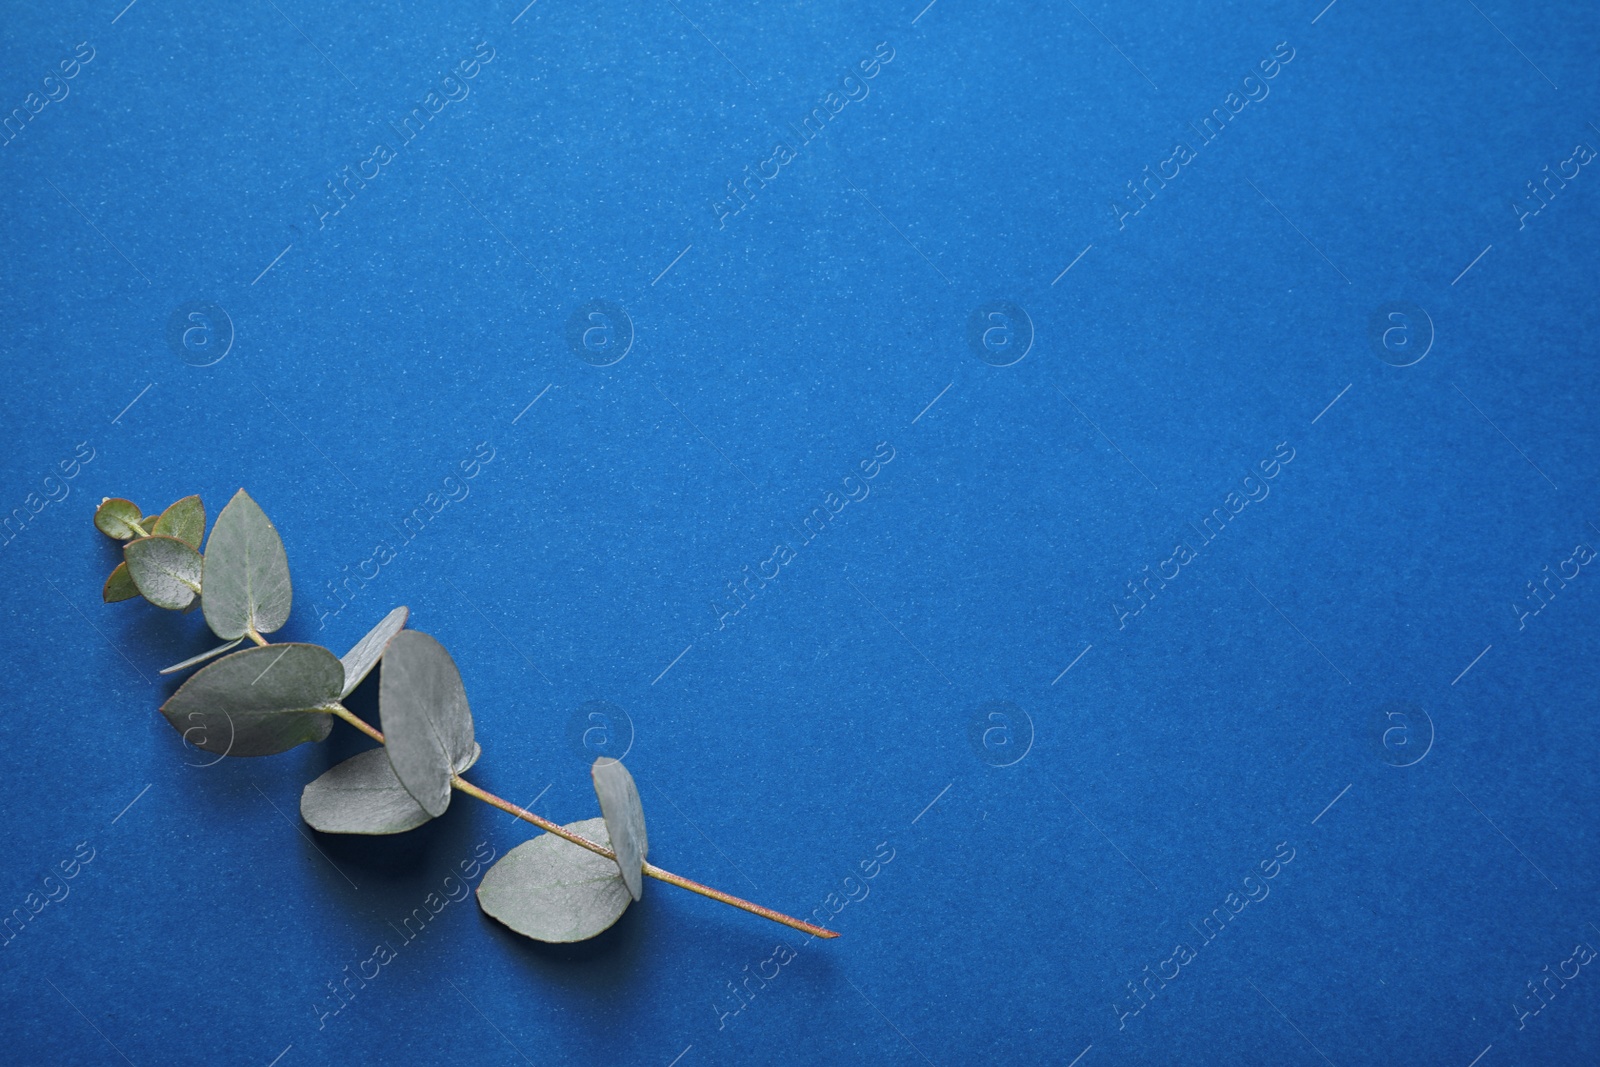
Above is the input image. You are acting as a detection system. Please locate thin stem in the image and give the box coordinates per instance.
[128,518,150,538]
[245,627,268,647]
[332,704,383,743]
[327,704,837,939]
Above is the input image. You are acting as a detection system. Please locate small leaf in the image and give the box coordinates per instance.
[591,758,648,901]
[152,494,205,549]
[203,489,293,640]
[159,637,244,675]
[102,562,141,603]
[300,742,481,835]
[95,498,144,540]
[379,631,475,817]
[477,817,632,943]
[160,643,342,756]
[124,535,203,610]
[340,606,409,697]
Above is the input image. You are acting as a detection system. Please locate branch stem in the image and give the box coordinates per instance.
[326,704,836,939]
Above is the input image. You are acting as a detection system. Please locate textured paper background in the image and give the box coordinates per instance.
[2,1,1597,1064]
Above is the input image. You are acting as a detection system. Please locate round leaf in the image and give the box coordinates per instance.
[95,498,144,540]
[124,535,203,611]
[340,605,409,697]
[160,643,342,757]
[477,818,632,943]
[299,744,473,835]
[152,494,205,549]
[102,561,141,603]
[379,631,476,817]
[203,489,292,640]
[591,758,648,901]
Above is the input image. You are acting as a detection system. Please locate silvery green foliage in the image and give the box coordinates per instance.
[379,630,476,817]
[105,490,690,943]
[160,643,341,756]
[159,638,243,675]
[203,489,292,639]
[340,606,409,697]
[477,818,633,943]
[300,743,481,835]
[151,495,205,549]
[102,562,140,602]
[94,497,144,540]
[98,495,210,609]
[123,535,203,610]
[591,758,649,901]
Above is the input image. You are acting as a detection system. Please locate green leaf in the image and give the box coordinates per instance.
[591,758,648,901]
[476,817,632,942]
[340,605,409,698]
[152,494,205,549]
[159,638,244,675]
[160,643,342,757]
[301,748,432,835]
[102,562,141,603]
[379,631,476,817]
[124,535,203,610]
[95,498,145,540]
[300,742,480,835]
[203,489,292,640]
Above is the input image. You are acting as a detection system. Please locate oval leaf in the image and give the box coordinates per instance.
[301,743,481,835]
[152,494,205,549]
[303,748,431,835]
[95,498,144,540]
[477,818,632,943]
[160,643,342,756]
[203,489,292,640]
[591,758,648,901]
[124,535,203,610]
[102,561,141,603]
[304,748,418,835]
[340,605,409,697]
[379,630,476,817]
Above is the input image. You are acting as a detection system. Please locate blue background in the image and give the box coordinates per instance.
[2,0,1598,1064]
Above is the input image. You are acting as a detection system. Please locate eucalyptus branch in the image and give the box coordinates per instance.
[96,489,838,945]
[326,704,834,937]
